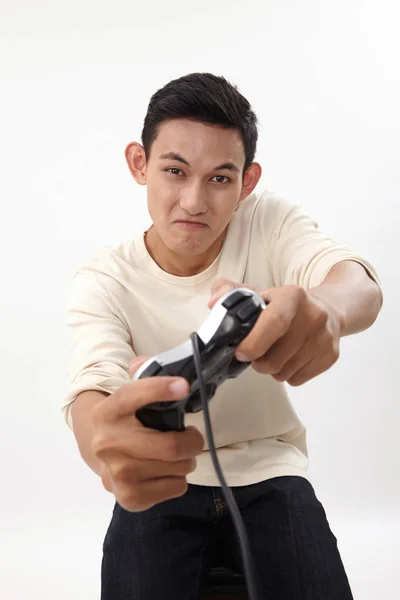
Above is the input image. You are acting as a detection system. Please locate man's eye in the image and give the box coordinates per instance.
[212,175,230,184]
[167,168,183,176]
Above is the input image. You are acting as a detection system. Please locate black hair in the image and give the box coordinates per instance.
[141,72,258,174]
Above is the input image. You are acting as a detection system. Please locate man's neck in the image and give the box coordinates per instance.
[144,227,224,277]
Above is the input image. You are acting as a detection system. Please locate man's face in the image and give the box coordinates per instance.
[143,119,250,256]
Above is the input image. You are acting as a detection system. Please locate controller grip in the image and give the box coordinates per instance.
[136,405,185,432]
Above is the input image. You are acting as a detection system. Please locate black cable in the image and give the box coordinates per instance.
[190,332,260,600]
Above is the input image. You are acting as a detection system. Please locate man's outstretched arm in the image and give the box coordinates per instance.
[308,260,382,336]
[208,261,382,386]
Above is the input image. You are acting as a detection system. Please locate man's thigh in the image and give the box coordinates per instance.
[227,476,354,600]
[101,485,215,600]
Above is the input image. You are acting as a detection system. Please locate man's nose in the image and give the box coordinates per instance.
[179,182,208,214]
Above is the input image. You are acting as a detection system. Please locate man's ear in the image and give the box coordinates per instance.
[125,142,147,185]
[240,162,262,200]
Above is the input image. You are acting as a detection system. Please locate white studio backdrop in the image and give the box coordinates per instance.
[0,1,399,598]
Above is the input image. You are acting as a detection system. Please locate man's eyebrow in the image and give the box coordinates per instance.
[159,152,190,166]
[159,152,240,173]
[215,162,240,173]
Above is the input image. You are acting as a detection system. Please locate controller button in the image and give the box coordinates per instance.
[222,291,246,310]
[236,300,260,323]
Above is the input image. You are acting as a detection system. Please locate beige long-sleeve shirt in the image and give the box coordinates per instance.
[63,191,379,486]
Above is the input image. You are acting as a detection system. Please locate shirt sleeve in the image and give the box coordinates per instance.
[264,196,380,289]
[62,270,135,431]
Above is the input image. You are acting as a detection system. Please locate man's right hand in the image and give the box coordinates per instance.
[91,357,204,512]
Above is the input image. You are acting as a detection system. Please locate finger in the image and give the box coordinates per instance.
[235,289,300,361]
[98,377,190,420]
[128,356,150,378]
[287,354,336,387]
[117,476,189,512]
[210,278,236,296]
[108,456,197,484]
[136,426,205,462]
[209,281,258,309]
[270,344,313,381]
[208,280,237,308]
[99,462,114,493]
[139,457,197,480]
[253,331,307,375]
[94,424,204,463]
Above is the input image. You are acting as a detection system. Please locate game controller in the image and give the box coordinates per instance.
[133,288,267,432]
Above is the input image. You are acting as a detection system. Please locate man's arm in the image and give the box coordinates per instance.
[70,390,109,477]
[308,260,383,336]
[62,271,134,430]
[209,260,382,386]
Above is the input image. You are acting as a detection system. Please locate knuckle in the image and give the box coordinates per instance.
[184,458,197,474]
[295,285,306,298]
[320,329,339,357]
[273,371,287,382]
[185,428,205,454]
[163,436,182,461]
[252,356,280,375]
[268,363,282,376]
[326,331,336,349]
[264,356,283,374]
[315,308,329,328]
[240,336,263,359]
[287,285,306,300]
[100,470,113,493]
[271,312,289,335]
[251,359,266,374]
[118,486,142,511]
[91,434,107,458]
[331,345,340,363]
[172,477,189,497]
[298,287,307,301]
[112,463,135,484]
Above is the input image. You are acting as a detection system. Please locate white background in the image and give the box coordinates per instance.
[1,1,399,598]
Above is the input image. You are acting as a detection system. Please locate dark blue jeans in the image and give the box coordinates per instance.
[101,476,353,599]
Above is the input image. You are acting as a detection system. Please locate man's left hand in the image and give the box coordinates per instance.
[208,278,344,386]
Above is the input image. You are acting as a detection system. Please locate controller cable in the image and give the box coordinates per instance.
[190,332,260,600]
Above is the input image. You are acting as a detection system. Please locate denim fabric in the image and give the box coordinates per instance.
[101,476,353,599]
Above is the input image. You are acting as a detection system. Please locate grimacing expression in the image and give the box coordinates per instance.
[143,119,253,256]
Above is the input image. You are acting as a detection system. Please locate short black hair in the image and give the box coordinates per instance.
[141,72,258,174]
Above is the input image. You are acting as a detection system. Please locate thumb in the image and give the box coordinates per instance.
[209,279,238,309]
[209,280,258,309]
[128,355,150,378]
[210,277,237,296]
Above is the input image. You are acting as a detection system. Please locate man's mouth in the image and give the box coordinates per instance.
[174,220,207,229]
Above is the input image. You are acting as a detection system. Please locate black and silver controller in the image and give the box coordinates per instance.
[133,288,267,432]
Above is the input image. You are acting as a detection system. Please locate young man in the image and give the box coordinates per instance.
[63,73,382,599]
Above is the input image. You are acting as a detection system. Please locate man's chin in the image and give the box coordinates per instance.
[166,225,210,252]
[170,238,209,256]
